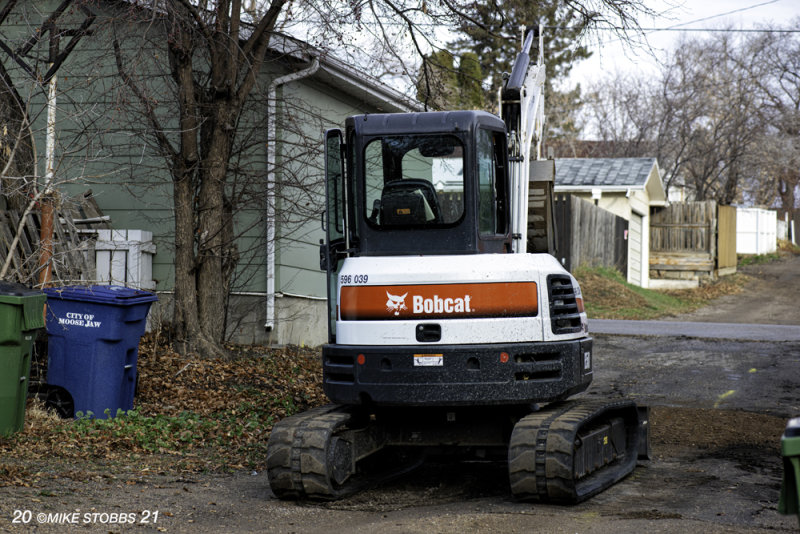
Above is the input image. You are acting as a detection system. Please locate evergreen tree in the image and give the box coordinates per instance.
[455,0,591,97]
[457,52,484,109]
[452,0,592,138]
[417,50,459,110]
[417,51,486,110]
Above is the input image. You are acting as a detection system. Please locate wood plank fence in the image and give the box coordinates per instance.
[554,194,628,273]
[0,190,110,286]
[649,200,736,282]
[717,205,737,272]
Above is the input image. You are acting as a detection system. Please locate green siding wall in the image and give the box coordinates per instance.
[273,77,395,299]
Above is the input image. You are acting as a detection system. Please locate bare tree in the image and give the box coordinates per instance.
[744,23,800,211]
[582,31,770,204]
[580,71,657,156]
[109,0,291,358]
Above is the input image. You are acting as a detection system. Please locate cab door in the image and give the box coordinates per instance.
[321,129,348,343]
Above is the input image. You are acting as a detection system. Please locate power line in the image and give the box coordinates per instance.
[546,26,800,34]
[663,0,781,29]
[550,1,799,36]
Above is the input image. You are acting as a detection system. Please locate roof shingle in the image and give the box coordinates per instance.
[555,158,656,188]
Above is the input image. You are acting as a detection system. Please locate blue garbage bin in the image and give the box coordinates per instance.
[43,285,157,419]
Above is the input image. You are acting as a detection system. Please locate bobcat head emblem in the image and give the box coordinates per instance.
[386,292,408,316]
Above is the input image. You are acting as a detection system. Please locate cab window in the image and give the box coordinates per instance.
[477,129,508,235]
[364,135,464,228]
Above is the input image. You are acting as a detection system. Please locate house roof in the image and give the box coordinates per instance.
[267,33,423,114]
[555,157,657,188]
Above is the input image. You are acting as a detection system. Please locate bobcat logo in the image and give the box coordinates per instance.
[386,292,408,316]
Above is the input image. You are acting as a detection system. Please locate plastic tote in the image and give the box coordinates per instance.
[0,282,45,436]
[43,285,157,419]
[780,417,800,527]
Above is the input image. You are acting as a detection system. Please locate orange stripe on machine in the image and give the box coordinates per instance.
[339,282,537,320]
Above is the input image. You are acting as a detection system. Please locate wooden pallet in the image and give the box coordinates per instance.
[0,190,110,286]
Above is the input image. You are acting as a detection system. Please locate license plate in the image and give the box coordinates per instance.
[413,354,443,367]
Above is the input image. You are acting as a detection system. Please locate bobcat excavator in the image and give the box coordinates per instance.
[266,29,647,503]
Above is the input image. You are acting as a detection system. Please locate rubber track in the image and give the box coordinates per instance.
[266,405,352,500]
[508,398,639,504]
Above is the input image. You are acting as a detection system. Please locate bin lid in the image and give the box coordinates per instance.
[0,281,46,330]
[43,285,158,305]
[786,417,800,438]
[0,281,42,299]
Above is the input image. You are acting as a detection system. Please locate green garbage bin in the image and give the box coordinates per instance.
[0,282,46,437]
[779,417,800,527]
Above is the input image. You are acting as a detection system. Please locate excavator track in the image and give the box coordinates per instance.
[267,404,425,500]
[508,398,640,504]
[268,399,642,502]
[267,404,356,500]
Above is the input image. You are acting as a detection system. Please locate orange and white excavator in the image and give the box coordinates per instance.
[267,28,647,503]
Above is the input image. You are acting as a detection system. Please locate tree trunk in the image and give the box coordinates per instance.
[196,124,232,345]
[172,163,199,344]
[779,171,798,213]
[172,159,229,358]
[167,22,229,359]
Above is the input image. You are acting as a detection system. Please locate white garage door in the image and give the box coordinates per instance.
[628,212,643,287]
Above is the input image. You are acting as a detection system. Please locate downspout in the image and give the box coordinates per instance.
[266,56,320,330]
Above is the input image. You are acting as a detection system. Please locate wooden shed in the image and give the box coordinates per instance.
[554,158,667,288]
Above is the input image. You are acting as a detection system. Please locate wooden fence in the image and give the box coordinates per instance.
[554,194,628,273]
[0,191,110,285]
[649,200,736,282]
[717,205,737,272]
[651,200,716,252]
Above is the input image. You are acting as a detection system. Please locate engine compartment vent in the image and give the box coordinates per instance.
[548,274,583,335]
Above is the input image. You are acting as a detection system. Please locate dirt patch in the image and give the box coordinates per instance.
[651,407,785,449]
[0,402,794,533]
[668,253,800,325]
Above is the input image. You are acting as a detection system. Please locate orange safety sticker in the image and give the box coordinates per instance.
[340,282,537,320]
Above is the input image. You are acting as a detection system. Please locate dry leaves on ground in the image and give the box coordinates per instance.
[0,334,327,485]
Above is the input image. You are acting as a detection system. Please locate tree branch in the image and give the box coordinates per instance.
[112,35,177,160]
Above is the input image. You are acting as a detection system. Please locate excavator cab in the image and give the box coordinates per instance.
[324,111,511,257]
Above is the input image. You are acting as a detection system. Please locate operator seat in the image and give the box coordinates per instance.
[379,179,441,225]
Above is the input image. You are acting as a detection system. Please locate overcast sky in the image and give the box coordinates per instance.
[567,0,800,87]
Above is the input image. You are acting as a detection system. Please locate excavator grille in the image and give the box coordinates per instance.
[548,274,583,334]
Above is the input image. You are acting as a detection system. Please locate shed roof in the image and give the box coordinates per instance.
[555,157,657,188]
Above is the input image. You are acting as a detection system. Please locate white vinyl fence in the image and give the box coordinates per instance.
[736,208,777,255]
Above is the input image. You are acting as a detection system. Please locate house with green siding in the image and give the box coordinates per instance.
[1,1,420,346]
